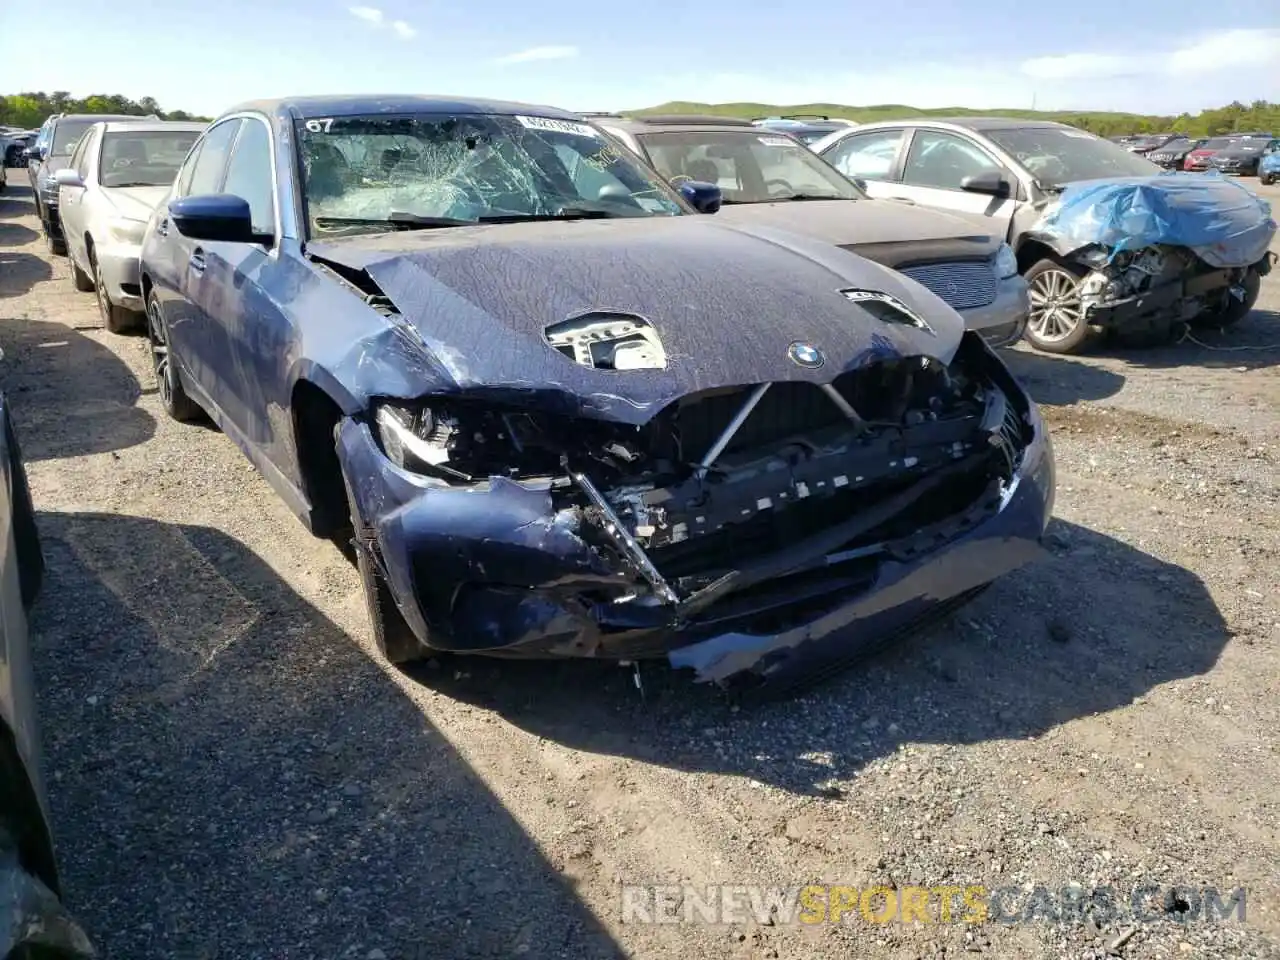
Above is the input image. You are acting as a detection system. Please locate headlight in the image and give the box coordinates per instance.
[992,243,1018,279]
[375,404,457,471]
[107,218,147,245]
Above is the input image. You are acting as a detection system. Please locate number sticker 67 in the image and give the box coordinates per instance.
[305,119,335,133]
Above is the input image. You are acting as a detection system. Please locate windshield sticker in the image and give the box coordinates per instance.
[515,115,600,138]
[758,135,795,147]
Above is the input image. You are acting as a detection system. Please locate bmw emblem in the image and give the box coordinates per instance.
[787,341,825,369]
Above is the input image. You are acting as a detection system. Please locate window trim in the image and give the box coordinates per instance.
[222,114,283,248]
[899,127,1008,194]
[184,117,243,197]
[819,127,909,182]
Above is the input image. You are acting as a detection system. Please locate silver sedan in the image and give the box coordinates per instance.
[54,120,205,332]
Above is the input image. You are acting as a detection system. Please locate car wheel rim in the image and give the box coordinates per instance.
[94,262,111,323]
[147,301,172,406]
[1028,268,1084,343]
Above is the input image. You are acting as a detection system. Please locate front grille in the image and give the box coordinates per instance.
[899,261,998,310]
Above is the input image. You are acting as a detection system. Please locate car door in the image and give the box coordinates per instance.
[58,128,97,271]
[189,115,286,447]
[817,128,907,200]
[161,118,243,408]
[890,128,1019,240]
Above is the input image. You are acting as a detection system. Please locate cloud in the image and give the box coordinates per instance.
[347,5,416,40]
[494,45,579,65]
[1021,28,1280,81]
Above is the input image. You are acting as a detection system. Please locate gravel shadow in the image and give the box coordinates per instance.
[0,317,156,460]
[1112,308,1280,372]
[32,511,625,960]
[1000,349,1126,405]
[413,518,1228,796]
[0,182,36,219]
[0,250,52,299]
[0,220,39,247]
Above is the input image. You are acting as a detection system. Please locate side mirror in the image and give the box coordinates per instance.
[850,177,868,192]
[21,147,37,162]
[53,169,84,188]
[169,194,272,245]
[960,171,1012,197]
[676,179,722,214]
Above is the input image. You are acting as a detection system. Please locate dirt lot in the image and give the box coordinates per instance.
[1,179,1278,960]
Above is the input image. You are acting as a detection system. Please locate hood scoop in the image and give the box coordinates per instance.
[838,289,935,335]
[544,313,668,370]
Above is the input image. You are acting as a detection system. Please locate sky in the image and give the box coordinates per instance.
[2,0,1278,118]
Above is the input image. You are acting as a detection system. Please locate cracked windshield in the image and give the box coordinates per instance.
[639,130,862,203]
[297,113,684,235]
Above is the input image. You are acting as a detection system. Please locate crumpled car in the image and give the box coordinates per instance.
[810,119,1277,354]
[137,95,1055,693]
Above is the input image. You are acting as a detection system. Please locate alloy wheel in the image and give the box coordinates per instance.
[1028,267,1085,343]
[147,300,173,407]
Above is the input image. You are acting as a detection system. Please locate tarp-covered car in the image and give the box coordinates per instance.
[811,119,1277,353]
[138,95,1055,693]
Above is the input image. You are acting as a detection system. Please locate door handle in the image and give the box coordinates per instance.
[189,249,206,274]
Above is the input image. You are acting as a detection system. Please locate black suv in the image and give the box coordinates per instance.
[25,113,147,254]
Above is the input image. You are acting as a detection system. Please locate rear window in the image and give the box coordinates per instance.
[51,119,96,156]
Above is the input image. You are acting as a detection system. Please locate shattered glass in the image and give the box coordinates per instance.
[295,114,684,237]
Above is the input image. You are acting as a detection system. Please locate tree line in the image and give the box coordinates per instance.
[0,92,212,129]
[637,99,1280,139]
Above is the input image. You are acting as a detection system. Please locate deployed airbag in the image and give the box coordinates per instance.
[1032,172,1277,269]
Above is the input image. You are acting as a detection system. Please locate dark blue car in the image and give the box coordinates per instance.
[138,95,1055,693]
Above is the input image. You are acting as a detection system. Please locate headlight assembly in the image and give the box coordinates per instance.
[992,243,1018,279]
[374,403,459,471]
[107,218,147,245]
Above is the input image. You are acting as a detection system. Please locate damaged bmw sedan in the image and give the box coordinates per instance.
[138,95,1055,691]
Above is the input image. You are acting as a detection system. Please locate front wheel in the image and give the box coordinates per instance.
[1191,267,1261,329]
[1261,172,1277,186]
[93,253,138,333]
[1024,258,1091,354]
[343,475,428,665]
[70,254,93,292]
[145,292,203,422]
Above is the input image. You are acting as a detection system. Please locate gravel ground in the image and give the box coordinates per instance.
[1,179,1278,960]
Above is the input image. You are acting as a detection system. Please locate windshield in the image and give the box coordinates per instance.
[295,112,685,237]
[51,119,96,156]
[1203,138,1238,150]
[636,130,862,204]
[985,127,1161,186]
[98,130,201,187]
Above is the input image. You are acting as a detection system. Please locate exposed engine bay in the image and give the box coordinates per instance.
[1072,243,1267,328]
[372,335,1031,607]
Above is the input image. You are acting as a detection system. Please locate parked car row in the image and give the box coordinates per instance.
[13,93,1274,692]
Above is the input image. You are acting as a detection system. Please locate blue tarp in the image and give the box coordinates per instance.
[1032,172,1277,269]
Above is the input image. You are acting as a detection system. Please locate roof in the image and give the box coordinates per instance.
[913,116,1074,132]
[588,114,760,135]
[97,120,207,135]
[221,94,585,122]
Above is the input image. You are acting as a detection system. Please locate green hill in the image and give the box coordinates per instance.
[623,100,1280,139]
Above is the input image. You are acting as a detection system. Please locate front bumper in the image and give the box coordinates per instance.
[337,362,1055,687]
[960,274,1029,348]
[94,241,144,311]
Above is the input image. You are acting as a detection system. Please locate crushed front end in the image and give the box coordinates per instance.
[337,332,1054,689]
[1071,243,1276,333]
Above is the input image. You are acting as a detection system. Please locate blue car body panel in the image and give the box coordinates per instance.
[139,95,1054,687]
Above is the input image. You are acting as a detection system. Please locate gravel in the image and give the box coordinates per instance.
[1,180,1278,959]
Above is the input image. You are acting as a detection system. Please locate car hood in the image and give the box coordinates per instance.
[308,216,966,426]
[713,199,999,267]
[103,185,170,221]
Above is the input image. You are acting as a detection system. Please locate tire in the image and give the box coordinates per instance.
[1023,258,1091,354]
[145,292,203,422]
[341,457,426,665]
[1190,267,1261,330]
[45,227,67,257]
[1262,173,1277,186]
[70,254,93,292]
[92,252,138,333]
